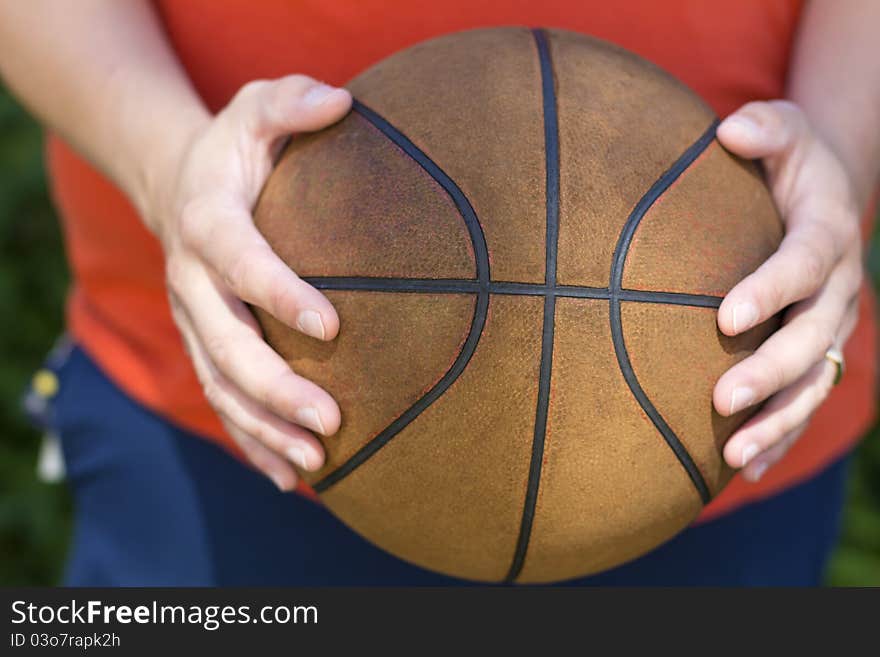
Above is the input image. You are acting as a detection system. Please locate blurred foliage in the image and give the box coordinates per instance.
[0,89,71,585]
[0,84,878,586]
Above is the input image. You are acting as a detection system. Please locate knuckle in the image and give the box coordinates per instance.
[797,243,827,286]
[779,404,805,438]
[204,332,234,373]
[223,255,247,293]
[201,380,222,408]
[164,257,189,296]
[808,219,839,253]
[742,351,776,395]
[277,74,314,98]
[222,418,249,450]
[761,275,789,315]
[237,76,312,135]
[234,79,270,105]
[838,255,863,299]
[755,351,786,393]
[264,275,299,319]
[263,369,300,411]
[247,420,272,447]
[770,99,803,121]
[178,201,209,251]
[768,100,805,132]
[266,284,287,318]
[224,250,257,296]
[224,407,265,446]
[759,107,785,134]
[223,242,269,297]
[763,414,787,445]
[229,80,274,134]
[284,73,313,86]
[737,100,766,116]
[767,362,787,394]
[808,321,836,355]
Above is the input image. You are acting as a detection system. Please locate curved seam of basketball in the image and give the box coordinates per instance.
[609,120,721,507]
[311,101,491,493]
[504,27,560,584]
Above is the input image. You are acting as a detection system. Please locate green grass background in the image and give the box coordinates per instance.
[1,87,878,586]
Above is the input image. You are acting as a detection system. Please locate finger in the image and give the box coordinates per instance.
[172,297,327,456]
[230,75,352,140]
[172,266,341,436]
[227,422,301,492]
[716,101,861,337]
[723,357,837,470]
[188,331,327,472]
[212,387,325,474]
[716,215,856,336]
[716,100,808,161]
[171,306,305,490]
[714,261,859,415]
[177,204,340,340]
[741,424,807,483]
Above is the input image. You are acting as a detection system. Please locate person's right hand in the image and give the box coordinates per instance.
[144,75,352,491]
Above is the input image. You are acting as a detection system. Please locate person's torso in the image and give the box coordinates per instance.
[47,0,876,519]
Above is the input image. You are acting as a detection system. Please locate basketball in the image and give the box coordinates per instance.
[252,27,782,583]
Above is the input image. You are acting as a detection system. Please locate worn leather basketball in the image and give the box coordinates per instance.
[252,27,782,583]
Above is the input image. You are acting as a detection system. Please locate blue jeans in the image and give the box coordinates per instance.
[43,344,849,586]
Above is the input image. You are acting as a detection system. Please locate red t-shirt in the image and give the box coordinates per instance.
[47,0,876,521]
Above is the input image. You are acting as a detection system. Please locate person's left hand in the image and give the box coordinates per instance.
[713,100,863,482]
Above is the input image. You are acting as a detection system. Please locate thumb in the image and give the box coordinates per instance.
[231,75,352,140]
[717,99,811,162]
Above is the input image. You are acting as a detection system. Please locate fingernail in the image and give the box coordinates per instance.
[745,460,769,482]
[723,115,761,141]
[295,406,326,435]
[286,445,310,471]
[303,83,337,107]
[730,386,755,414]
[732,302,758,333]
[296,310,326,339]
[741,442,760,468]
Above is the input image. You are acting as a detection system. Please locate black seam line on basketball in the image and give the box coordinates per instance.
[312,292,488,493]
[617,290,722,308]
[609,120,720,506]
[504,27,560,584]
[304,276,723,307]
[350,100,491,284]
[312,102,491,493]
